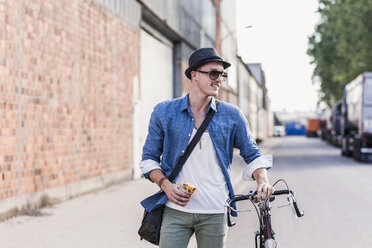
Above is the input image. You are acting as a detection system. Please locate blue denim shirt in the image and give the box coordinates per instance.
[140,94,268,215]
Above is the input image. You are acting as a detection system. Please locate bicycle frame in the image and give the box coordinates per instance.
[256,199,277,248]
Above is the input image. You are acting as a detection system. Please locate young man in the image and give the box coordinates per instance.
[140,47,274,248]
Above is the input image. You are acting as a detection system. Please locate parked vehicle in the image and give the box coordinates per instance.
[306,118,320,137]
[273,125,286,137]
[341,72,372,162]
[285,121,306,136]
[319,107,332,141]
[329,100,343,147]
[319,119,327,140]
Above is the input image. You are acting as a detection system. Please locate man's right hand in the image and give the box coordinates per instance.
[149,169,190,207]
[161,180,190,207]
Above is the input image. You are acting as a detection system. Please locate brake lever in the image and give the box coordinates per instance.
[225,198,253,227]
[288,194,304,219]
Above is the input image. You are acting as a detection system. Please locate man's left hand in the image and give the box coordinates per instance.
[253,168,275,201]
[256,182,275,201]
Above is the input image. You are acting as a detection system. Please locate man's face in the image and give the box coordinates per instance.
[191,62,225,97]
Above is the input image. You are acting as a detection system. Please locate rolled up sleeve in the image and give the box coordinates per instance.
[140,159,161,175]
[242,154,273,181]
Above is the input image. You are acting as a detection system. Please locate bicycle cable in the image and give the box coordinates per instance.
[273,178,290,191]
[251,198,262,227]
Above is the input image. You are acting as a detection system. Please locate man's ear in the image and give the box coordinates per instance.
[191,71,197,79]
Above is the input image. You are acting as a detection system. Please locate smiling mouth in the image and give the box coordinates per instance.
[211,83,220,89]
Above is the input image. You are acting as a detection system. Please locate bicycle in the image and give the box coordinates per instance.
[226,179,304,248]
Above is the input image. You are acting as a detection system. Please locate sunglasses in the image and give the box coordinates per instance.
[194,70,228,81]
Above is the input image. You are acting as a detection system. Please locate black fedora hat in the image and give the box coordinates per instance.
[185,47,231,79]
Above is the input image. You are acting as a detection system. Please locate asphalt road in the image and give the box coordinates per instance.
[227,136,372,248]
[1,136,371,248]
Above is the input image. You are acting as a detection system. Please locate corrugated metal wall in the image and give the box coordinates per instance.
[141,0,216,48]
[93,0,141,27]
[93,0,216,54]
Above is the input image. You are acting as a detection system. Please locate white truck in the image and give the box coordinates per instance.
[341,72,372,162]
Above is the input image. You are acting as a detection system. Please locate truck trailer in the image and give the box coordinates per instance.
[319,106,332,141]
[306,118,320,137]
[329,100,342,147]
[341,72,372,162]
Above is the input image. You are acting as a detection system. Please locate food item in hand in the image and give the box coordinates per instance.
[181,182,197,196]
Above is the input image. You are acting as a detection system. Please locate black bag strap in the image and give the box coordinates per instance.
[168,101,219,182]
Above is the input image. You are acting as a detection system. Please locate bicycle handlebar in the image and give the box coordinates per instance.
[226,189,304,226]
[227,190,294,206]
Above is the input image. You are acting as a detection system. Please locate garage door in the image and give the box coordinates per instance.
[133,27,173,178]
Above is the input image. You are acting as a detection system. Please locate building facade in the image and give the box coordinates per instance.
[238,61,273,142]
[0,0,272,218]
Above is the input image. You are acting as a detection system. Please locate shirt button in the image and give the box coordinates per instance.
[182,150,184,153]
[188,134,191,137]
[192,119,194,121]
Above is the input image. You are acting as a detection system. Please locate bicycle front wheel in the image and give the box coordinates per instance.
[264,239,277,248]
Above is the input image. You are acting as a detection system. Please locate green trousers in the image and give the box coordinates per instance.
[159,206,227,248]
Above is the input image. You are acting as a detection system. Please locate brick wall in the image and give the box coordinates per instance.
[0,0,139,214]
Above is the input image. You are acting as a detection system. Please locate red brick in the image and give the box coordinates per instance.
[1,0,139,199]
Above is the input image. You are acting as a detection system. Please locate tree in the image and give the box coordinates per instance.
[308,0,372,106]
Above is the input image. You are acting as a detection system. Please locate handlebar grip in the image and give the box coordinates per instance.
[272,189,294,196]
[292,201,304,217]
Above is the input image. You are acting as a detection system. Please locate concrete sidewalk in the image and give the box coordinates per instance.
[0,138,281,248]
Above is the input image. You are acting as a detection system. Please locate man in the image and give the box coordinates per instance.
[140,47,274,248]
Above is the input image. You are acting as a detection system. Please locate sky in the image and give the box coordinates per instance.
[236,0,320,112]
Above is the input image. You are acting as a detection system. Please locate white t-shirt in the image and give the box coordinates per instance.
[166,128,229,213]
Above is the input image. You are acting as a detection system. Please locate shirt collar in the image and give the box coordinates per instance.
[180,94,190,112]
[180,93,217,113]
[209,96,217,112]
